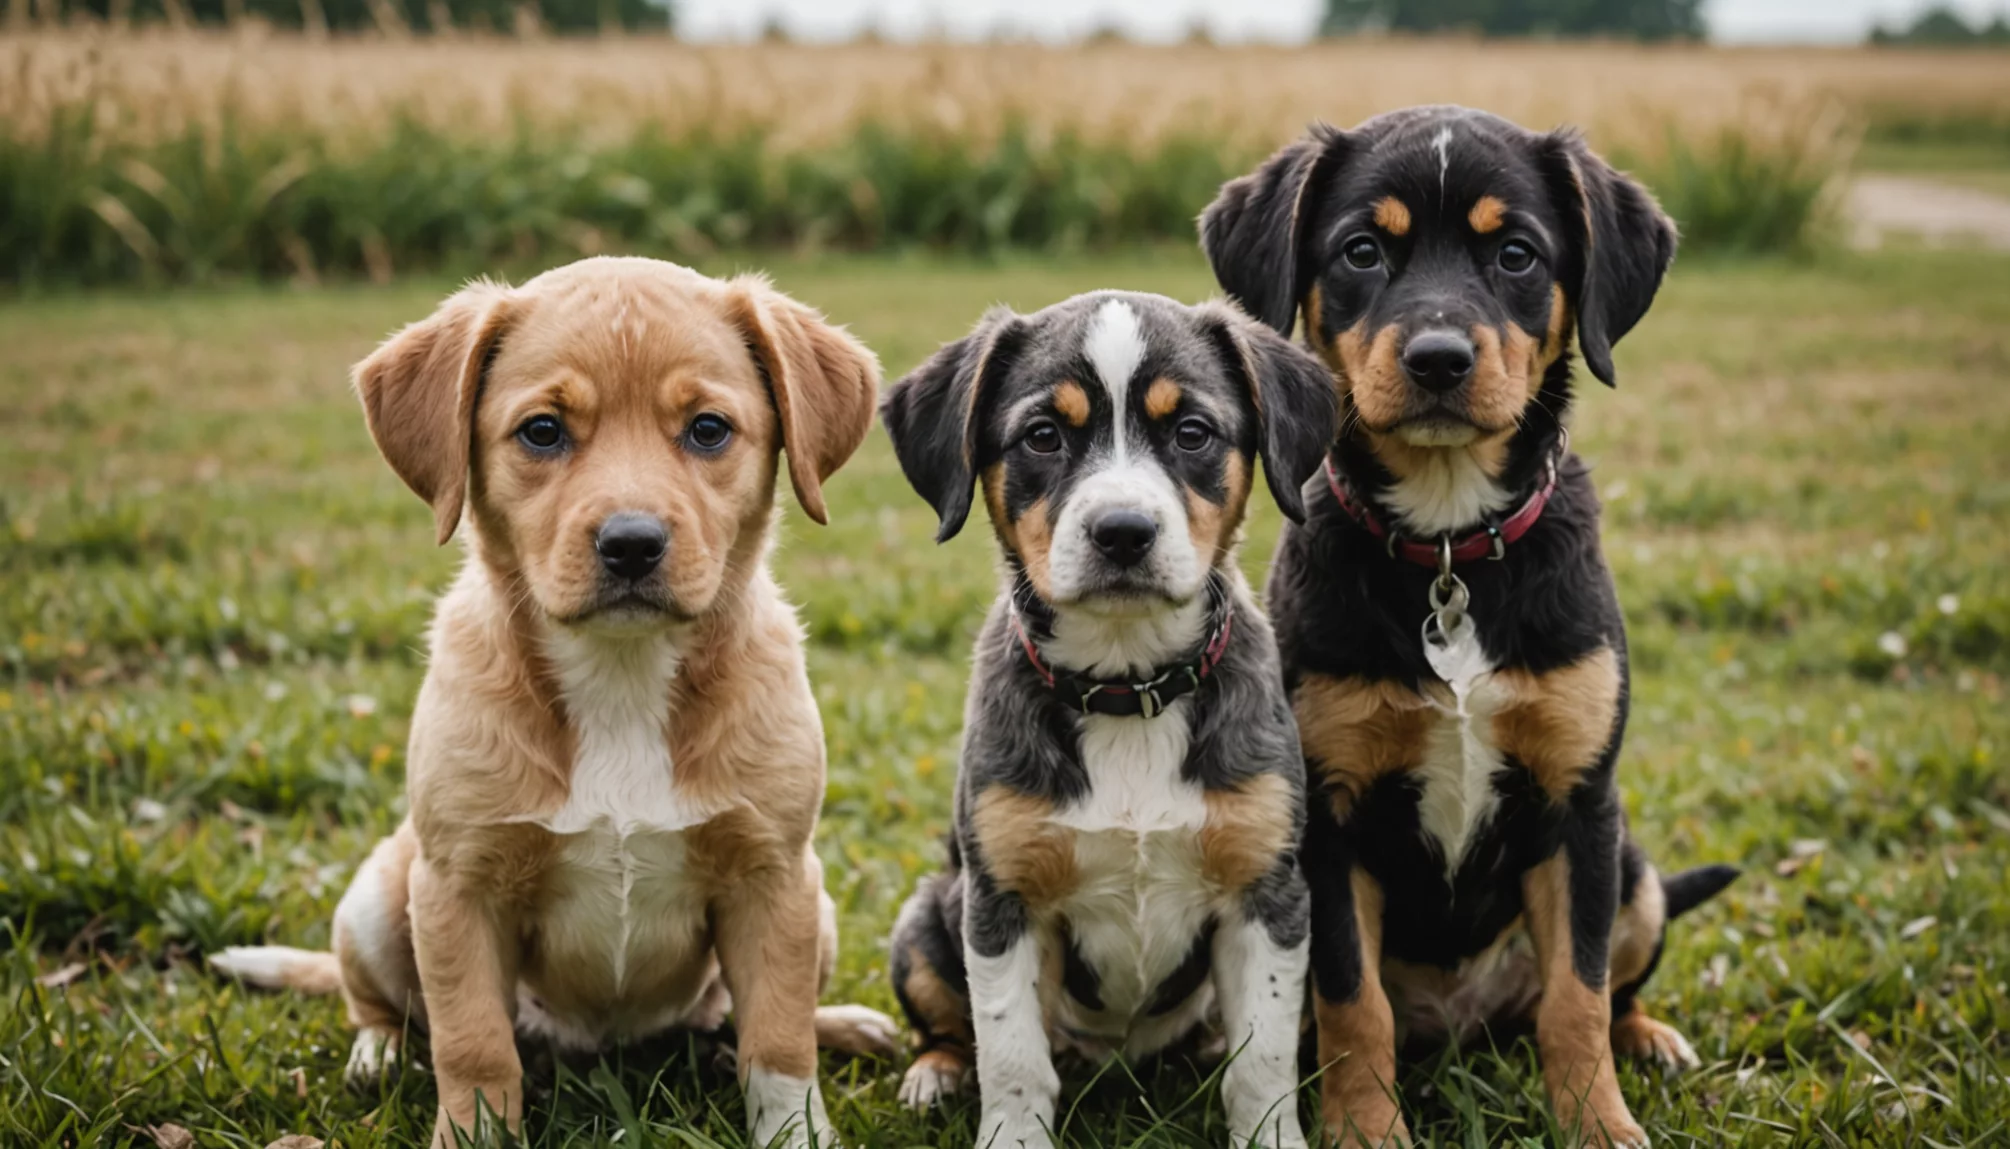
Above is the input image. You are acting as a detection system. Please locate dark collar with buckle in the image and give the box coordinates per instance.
[1324,437,1565,569]
[1007,576,1235,719]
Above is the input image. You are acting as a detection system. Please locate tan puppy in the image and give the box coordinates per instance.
[213,257,895,1148]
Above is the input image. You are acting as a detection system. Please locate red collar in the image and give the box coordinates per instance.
[1323,450,1561,568]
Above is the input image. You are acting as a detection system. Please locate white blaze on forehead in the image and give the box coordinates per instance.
[1434,125,1455,199]
[1084,298,1146,458]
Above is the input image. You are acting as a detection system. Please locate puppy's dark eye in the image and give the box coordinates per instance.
[687,413,732,452]
[517,415,565,452]
[1498,240,1538,274]
[1023,420,1063,455]
[1174,418,1212,452]
[1342,236,1382,271]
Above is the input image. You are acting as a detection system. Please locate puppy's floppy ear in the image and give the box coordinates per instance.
[352,279,516,546]
[880,307,1026,543]
[1198,300,1340,525]
[727,275,882,526]
[1539,131,1678,387]
[1199,124,1352,335]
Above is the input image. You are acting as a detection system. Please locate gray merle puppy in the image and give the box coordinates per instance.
[879,291,1340,1149]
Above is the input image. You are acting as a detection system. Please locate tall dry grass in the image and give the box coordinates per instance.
[2,31,2001,284]
[9,31,2007,147]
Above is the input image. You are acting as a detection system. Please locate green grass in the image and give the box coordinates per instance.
[3,246,2008,1147]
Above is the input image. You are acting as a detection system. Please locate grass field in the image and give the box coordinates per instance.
[3,245,2009,1147]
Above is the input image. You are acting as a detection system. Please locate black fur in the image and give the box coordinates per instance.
[879,307,1028,542]
[1200,107,1733,1075]
[880,293,1328,1130]
[1535,131,1679,386]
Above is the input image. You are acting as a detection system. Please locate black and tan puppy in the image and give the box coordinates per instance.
[880,292,1339,1149]
[1201,108,1737,1147]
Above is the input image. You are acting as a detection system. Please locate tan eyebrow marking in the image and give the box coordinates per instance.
[1144,377,1182,420]
[1373,197,1411,237]
[1469,195,1508,234]
[1052,380,1090,427]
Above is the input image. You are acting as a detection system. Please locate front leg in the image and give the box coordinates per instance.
[966,873,1059,1149]
[715,847,831,1149]
[1310,864,1409,1148]
[1523,801,1647,1149]
[408,854,521,1149]
[1214,861,1311,1149]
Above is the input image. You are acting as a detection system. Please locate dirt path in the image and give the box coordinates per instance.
[1849,174,2010,251]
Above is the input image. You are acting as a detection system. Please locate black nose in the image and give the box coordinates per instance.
[1402,330,1476,394]
[595,512,667,582]
[1089,510,1158,568]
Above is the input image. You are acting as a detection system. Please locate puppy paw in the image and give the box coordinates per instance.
[814,1003,901,1058]
[1612,1010,1701,1073]
[343,1027,402,1089]
[1556,1103,1648,1149]
[1600,1119,1651,1149]
[897,1049,967,1110]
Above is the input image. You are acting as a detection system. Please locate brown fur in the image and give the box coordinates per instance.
[1373,196,1412,237]
[726,276,879,526]
[1145,376,1183,420]
[342,258,881,1146]
[1327,322,1407,432]
[1465,322,1536,434]
[1180,452,1249,573]
[1317,869,1411,1148]
[1467,195,1507,234]
[1609,864,1664,990]
[1294,675,1433,819]
[335,825,422,1034]
[1302,284,1327,346]
[1524,854,1644,1148]
[354,280,515,545]
[1492,647,1622,801]
[1053,380,1090,427]
[971,786,1079,908]
[1542,283,1570,368]
[1610,1006,1691,1066]
[902,951,974,1048]
[1199,771,1297,892]
[985,461,1056,600]
[909,1045,972,1088]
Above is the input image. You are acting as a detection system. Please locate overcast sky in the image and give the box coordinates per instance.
[678,0,2009,45]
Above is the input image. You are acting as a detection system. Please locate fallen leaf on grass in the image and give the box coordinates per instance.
[1705,953,1730,989]
[148,1125,195,1149]
[1900,915,1937,939]
[1777,838,1827,876]
[287,1065,307,1098]
[266,1137,324,1149]
[35,962,87,989]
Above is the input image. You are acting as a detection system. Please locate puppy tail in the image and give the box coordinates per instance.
[209,945,343,996]
[1661,864,1740,920]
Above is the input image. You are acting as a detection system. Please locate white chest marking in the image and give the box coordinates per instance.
[1380,447,1511,537]
[521,629,723,994]
[1051,703,1218,1041]
[1416,656,1511,877]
